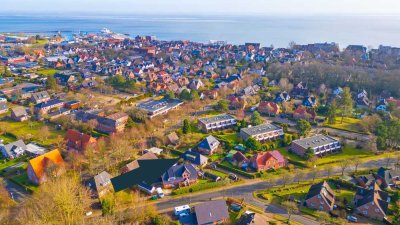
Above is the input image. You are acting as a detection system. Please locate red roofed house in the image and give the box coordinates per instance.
[258,101,280,116]
[64,129,97,152]
[27,149,65,185]
[250,150,286,172]
[387,97,400,109]
[293,106,316,121]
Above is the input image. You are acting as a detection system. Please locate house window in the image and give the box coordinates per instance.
[363,211,368,215]
[375,208,380,213]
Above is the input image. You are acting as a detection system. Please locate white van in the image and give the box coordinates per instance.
[156,187,164,198]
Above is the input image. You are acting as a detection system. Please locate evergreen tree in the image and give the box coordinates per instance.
[327,99,338,124]
[190,90,200,100]
[182,119,191,134]
[46,74,57,90]
[251,111,263,125]
[179,89,191,101]
[340,87,354,123]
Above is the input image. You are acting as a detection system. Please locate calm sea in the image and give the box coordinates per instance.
[1,14,400,48]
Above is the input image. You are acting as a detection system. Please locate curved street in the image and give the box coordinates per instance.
[156,157,397,225]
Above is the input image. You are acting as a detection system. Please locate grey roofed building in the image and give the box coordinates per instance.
[194,200,229,225]
[0,140,26,159]
[93,171,113,197]
[197,114,237,133]
[182,150,208,166]
[31,91,50,104]
[121,151,158,174]
[161,163,198,188]
[10,106,29,121]
[136,98,183,118]
[196,135,220,156]
[240,123,284,141]
[25,143,46,156]
[291,134,341,157]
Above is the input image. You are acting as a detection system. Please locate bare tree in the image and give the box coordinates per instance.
[339,160,350,176]
[326,165,334,178]
[351,158,362,173]
[282,200,299,223]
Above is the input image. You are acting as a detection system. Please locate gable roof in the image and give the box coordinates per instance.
[252,150,285,167]
[161,163,198,185]
[2,140,26,157]
[194,200,229,225]
[94,171,112,192]
[232,151,247,163]
[28,149,64,181]
[64,129,96,150]
[31,91,50,101]
[198,135,220,151]
[11,106,28,117]
[111,159,178,192]
[182,150,208,165]
[305,181,335,207]
[355,182,389,216]
[122,151,158,173]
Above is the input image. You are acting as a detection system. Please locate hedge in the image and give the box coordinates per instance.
[217,163,257,179]
[172,181,225,195]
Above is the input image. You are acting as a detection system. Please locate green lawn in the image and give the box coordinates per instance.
[36,68,60,76]
[10,172,39,192]
[0,133,17,144]
[215,133,240,146]
[0,120,65,147]
[324,117,364,133]
[0,156,29,171]
[315,146,374,166]
[206,169,228,178]
[276,146,374,168]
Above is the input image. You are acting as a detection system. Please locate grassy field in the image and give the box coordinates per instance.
[314,146,374,166]
[0,120,65,147]
[324,117,364,133]
[277,146,374,168]
[30,39,48,48]
[36,68,60,76]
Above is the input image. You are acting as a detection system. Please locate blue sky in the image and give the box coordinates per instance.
[2,0,400,15]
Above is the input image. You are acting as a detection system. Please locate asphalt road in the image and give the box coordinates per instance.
[156,158,397,225]
[4,179,29,203]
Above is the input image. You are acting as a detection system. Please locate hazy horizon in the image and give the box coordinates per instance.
[2,0,400,16]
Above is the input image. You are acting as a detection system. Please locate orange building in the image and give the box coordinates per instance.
[27,149,65,185]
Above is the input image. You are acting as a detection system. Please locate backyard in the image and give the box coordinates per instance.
[36,68,60,76]
[323,117,365,134]
[0,120,66,147]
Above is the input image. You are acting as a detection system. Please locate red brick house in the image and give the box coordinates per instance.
[293,106,316,121]
[64,129,97,152]
[258,101,280,116]
[304,181,335,212]
[250,150,286,172]
[354,182,390,221]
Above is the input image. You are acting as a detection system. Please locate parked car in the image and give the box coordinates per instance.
[228,173,238,181]
[347,215,358,223]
